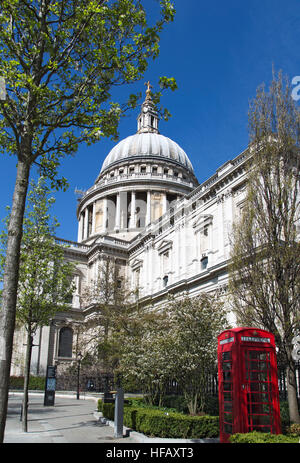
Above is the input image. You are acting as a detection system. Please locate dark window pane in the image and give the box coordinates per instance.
[224,402,232,412]
[224,423,232,434]
[222,352,231,361]
[58,327,73,358]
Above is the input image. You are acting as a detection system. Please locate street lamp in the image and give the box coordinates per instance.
[76,351,82,400]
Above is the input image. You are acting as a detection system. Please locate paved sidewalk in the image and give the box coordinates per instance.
[4,392,220,445]
[4,392,139,444]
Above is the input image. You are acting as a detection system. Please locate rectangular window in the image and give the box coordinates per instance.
[201,256,208,270]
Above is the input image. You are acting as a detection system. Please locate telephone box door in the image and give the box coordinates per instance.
[241,347,280,434]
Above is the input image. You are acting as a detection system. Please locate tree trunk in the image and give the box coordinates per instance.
[286,361,300,424]
[22,329,33,432]
[0,159,30,443]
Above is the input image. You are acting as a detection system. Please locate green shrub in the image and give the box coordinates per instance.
[123,406,139,429]
[9,376,24,389]
[99,400,219,439]
[286,423,300,437]
[29,376,46,390]
[102,403,115,421]
[133,409,219,438]
[97,400,115,420]
[203,395,219,416]
[9,375,45,390]
[125,397,145,407]
[229,431,299,444]
[128,400,180,415]
[280,401,291,431]
[160,395,189,414]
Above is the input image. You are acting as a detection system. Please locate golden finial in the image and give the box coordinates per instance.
[145,80,152,100]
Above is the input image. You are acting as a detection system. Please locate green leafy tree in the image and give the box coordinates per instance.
[1,177,75,432]
[164,294,228,414]
[119,294,228,413]
[119,313,173,405]
[0,0,176,441]
[228,71,300,424]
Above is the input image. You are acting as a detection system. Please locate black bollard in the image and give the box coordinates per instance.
[114,387,124,438]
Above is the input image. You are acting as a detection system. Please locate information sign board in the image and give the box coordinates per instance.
[44,365,57,406]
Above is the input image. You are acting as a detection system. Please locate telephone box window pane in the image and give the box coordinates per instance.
[224,412,233,423]
[251,403,270,414]
[249,351,269,361]
[224,402,232,412]
[257,371,268,381]
[222,352,231,361]
[224,423,232,434]
[250,392,270,402]
[248,360,269,372]
[223,371,232,381]
[251,382,272,393]
[224,382,232,391]
[222,362,231,371]
[224,392,232,401]
[258,361,268,371]
[252,415,271,426]
[248,371,269,382]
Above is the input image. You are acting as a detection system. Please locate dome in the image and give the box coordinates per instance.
[100,132,195,174]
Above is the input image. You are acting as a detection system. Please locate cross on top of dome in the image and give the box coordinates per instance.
[145,80,153,100]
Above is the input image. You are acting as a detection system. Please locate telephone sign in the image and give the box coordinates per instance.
[218,327,281,443]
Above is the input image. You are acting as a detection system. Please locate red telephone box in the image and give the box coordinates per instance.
[217,327,281,443]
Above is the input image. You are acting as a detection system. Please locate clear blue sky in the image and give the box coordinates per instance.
[1,0,300,241]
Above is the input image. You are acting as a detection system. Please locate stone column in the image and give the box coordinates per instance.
[103,197,108,232]
[146,190,151,225]
[92,202,96,235]
[115,193,120,230]
[162,192,167,214]
[77,213,83,242]
[120,192,127,229]
[130,191,136,228]
[84,209,88,240]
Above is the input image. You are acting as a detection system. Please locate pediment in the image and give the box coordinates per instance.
[193,214,213,231]
[131,258,143,270]
[157,240,173,254]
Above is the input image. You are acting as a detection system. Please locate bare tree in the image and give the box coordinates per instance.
[79,257,133,374]
[229,71,300,424]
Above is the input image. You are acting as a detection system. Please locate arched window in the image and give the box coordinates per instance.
[58,327,73,358]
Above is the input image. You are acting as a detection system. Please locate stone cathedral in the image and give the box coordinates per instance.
[11,85,249,376]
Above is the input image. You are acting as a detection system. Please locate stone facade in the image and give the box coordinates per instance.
[11,89,249,376]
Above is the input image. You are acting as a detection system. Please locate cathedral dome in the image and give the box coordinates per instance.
[100,132,194,174]
[100,81,194,176]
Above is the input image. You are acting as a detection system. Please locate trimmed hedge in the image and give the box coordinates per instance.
[229,431,299,444]
[97,399,219,439]
[9,376,46,390]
